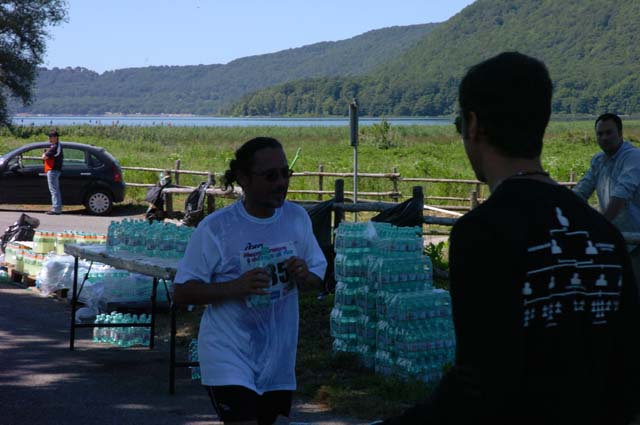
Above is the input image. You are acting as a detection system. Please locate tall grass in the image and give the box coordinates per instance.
[1,121,638,205]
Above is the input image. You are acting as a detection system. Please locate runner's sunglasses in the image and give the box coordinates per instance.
[250,167,294,182]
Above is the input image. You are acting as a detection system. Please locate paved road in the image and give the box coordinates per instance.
[0,281,366,425]
[0,205,450,244]
[0,205,143,235]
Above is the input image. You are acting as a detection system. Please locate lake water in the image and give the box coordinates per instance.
[11,115,452,127]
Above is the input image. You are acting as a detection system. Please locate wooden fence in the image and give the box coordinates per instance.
[121,161,580,216]
[121,166,640,252]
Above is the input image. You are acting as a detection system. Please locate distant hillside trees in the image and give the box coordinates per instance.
[11,24,436,116]
[231,0,640,116]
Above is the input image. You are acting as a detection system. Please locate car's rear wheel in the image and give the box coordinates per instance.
[84,189,114,215]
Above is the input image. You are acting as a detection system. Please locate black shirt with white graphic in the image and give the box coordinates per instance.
[384,179,640,425]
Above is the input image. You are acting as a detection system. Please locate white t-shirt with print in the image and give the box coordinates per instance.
[174,200,327,394]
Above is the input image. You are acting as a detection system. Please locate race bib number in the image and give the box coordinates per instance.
[241,241,298,308]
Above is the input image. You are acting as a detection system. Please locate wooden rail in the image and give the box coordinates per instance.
[120,163,580,214]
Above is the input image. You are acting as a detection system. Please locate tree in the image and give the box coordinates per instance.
[0,0,67,126]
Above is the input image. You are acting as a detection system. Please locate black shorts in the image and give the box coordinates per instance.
[205,385,292,425]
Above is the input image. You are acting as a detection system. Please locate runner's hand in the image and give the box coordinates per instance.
[235,268,270,296]
[284,256,309,283]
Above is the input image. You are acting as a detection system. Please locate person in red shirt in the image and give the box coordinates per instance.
[41,129,64,215]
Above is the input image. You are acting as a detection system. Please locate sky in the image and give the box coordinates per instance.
[43,0,476,74]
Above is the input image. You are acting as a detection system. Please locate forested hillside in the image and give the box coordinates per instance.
[11,24,437,115]
[231,0,640,116]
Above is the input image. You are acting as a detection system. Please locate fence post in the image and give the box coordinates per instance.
[334,179,345,231]
[165,160,181,215]
[412,186,424,228]
[206,172,215,214]
[570,171,576,183]
[470,190,478,209]
[174,159,181,186]
[165,193,174,214]
[318,164,324,201]
[392,167,400,203]
[475,182,481,203]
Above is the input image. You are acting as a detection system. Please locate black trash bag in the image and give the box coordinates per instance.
[305,198,336,293]
[145,172,172,222]
[145,184,165,206]
[145,185,169,222]
[0,213,40,253]
[371,197,423,228]
[182,182,210,227]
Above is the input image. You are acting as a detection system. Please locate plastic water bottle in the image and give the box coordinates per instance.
[246,246,272,309]
[93,314,103,342]
[140,314,151,346]
[189,338,201,380]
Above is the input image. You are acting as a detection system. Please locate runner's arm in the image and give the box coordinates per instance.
[173,268,270,305]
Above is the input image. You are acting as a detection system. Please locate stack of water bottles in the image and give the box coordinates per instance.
[33,230,107,255]
[92,311,151,347]
[55,231,107,255]
[106,219,193,259]
[330,222,371,356]
[330,221,455,384]
[80,267,169,307]
[32,231,57,253]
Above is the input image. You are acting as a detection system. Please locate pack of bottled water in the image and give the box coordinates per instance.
[88,269,170,306]
[106,219,194,259]
[330,221,455,384]
[92,311,151,347]
[33,230,107,255]
[375,289,455,383]
[330,222,372,355]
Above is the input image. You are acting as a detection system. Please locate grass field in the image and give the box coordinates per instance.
[2,120,639,419]
[2,120,639,208]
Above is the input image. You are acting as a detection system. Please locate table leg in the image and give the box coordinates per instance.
[69,256,79,351]
[150,277,158,350]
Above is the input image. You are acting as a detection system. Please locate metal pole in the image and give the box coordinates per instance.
[349,99,359,222]
[69,256,79,351]
[170,303,177,394]
[150,277,158,350]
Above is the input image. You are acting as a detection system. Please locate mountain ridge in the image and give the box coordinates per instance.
[232,0,640,116]
[12,23,437,116]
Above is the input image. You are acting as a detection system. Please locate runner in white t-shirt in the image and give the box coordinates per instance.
[174,137,327,425]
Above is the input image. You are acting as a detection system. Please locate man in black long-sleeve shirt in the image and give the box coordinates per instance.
[382,52,640,424]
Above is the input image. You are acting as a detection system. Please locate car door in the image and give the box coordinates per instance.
[60,147,92,204]
[0,147,50,204]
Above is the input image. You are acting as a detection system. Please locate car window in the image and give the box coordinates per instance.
[6,155,21,169]
[90,154,104,168]
[22,148,46,168]
[63,148,88,169]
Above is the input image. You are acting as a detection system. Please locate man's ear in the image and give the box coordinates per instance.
[464,111,479,142]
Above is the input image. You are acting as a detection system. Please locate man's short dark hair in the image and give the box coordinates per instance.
[48,129,59,137]
[595,113,623,134]
[458,51,553,159]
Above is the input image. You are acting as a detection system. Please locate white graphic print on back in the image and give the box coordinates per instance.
[522,207,622,328]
